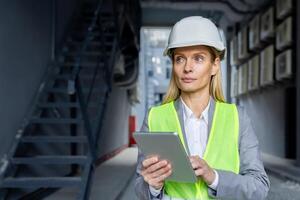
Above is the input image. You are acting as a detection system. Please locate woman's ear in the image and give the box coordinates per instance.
[211,57,220,76]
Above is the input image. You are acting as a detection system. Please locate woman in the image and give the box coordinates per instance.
[135,16,270,200]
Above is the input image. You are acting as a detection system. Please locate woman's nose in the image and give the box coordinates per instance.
[184,58,193,73]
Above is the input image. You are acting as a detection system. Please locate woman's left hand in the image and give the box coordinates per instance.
[189,156,216,185]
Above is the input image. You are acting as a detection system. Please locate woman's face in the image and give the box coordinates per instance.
[172,45,220,94]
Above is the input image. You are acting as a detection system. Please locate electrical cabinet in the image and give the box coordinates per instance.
[249,15,260,50]
[248,55,260,91]
[276,17,292,50]
[238,27,249,60]
[230,66,239,98]
[231,2,294,99]
[276,0,292,20]
[230,36,238,66]
[238,63,248,95]
[260,7,274,41]
[260,45,274,86]
[276,49,292,80]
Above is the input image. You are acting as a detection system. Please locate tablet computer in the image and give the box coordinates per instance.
[133,131,197,183]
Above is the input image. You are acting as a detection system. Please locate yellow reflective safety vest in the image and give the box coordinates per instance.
[148,100,240,199]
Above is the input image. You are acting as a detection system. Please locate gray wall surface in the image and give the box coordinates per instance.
[0,0,81,159]
[98,85,131,157]
[239,88,287,158]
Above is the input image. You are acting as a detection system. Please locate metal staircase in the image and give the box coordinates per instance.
[0,0,118,199]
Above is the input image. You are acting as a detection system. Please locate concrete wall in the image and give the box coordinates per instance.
[98,85,131,157]
[239,87,295,158]
[0,0,82,159]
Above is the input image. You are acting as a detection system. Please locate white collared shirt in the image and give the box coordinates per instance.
[149,98,219,199]
[181,97,209,158]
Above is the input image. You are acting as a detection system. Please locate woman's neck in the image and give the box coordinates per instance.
[180,91,210,118]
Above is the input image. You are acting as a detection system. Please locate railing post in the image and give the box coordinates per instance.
[51,0,56,61]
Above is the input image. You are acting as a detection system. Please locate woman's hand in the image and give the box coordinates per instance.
[141,155,172,190]
[189,155,216,185]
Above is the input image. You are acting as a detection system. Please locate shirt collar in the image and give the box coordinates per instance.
[180,97,210,123]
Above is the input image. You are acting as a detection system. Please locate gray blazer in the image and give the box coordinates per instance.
[134,98,270,200]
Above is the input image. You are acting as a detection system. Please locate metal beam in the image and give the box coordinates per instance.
[296,0,300,166]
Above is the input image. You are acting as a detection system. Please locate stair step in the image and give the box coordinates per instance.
[47,87,107,94]
[46,88,73,94]
[12,156,88,165]
[72,29,116,37]
[67,41,111,47]
[60,62,104,68]
[72,31,103,37]
[21,136,88,143]
[67,33,114,43]
[81,14,113,20]
[64,51,103,57]
[38,102,79,108]
[31,118,82,124]
[2,177,82,188]
[54,74,104,80]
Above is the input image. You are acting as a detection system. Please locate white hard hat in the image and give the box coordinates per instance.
[164,16,225,57]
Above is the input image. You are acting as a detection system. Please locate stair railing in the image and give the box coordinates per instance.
[0,61,58,179]
[68,0,111,161]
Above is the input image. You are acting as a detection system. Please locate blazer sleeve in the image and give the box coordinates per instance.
[208,106,270,200]
[134,109,164,200]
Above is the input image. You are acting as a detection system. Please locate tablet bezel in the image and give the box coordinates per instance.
[134,131,197,183]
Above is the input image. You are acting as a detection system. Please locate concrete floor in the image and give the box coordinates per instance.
[46,147,138,200]
[119,172,300,200]
[267,171,300,200]
[46,147,300,200]
[118,156,300,200]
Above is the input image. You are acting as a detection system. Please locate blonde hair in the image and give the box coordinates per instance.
[162,46,225,104]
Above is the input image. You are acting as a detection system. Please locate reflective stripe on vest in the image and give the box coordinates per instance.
[148,101,240,199]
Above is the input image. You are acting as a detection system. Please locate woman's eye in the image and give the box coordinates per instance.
[175,56,185,64]
[194,55,204,63]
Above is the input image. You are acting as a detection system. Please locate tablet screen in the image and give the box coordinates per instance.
[134,131,197,183]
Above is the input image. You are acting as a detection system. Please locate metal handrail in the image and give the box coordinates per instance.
[71,0,126,160]
[93,38,118,151]
[85,9,107,105]
[78,0,123,153]
[71,0,104,81]
[71,0,105,160]
[0,61,58,178]
[76,79,97,160]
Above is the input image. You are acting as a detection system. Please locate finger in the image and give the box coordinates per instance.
[146,168,172,188]
[189,155,201,160]
[155,169,173,182]
[189,156,196,163]
[190,155,204,162]
[195,168,205,176]
[190,158,201,169]
[142,156,159,168]
[198,158,207,165]
[190,158,207,168]
[145,160,168,174]
[141,162,169,179]
[150,169,172,185]
[146,154,159,159]
[151,164,172,178]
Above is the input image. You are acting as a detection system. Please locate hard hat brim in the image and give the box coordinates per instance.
[163,41,225,57]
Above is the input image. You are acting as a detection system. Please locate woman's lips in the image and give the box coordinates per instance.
[181,77,196,83]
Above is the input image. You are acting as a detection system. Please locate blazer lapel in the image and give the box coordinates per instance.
[174,98,191,155]
[208,98,216,137]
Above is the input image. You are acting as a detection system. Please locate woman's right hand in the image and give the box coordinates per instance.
[141,156,172,190]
